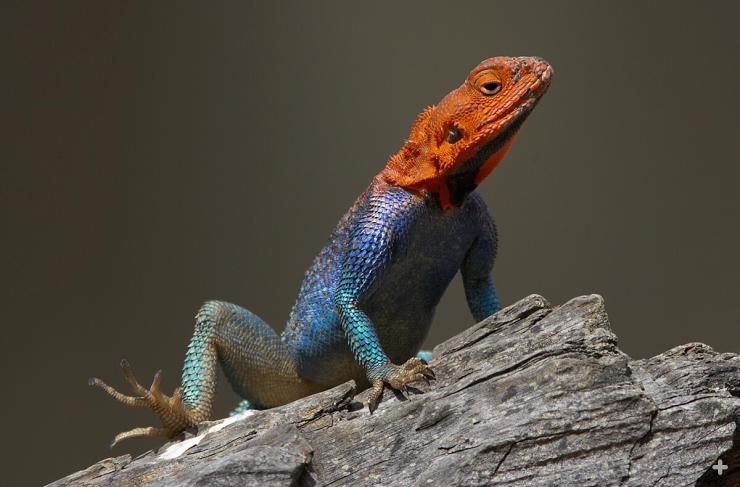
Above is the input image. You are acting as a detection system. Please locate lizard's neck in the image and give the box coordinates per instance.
[377,156,445,206]
[378,129,519,209]
[377,144,427,188]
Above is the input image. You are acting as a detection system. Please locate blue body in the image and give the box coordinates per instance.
[282,177,500,387]
[180,177,500,412]
[100,55,551,434]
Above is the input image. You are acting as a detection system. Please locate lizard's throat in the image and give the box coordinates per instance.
[440,134,518,208]
[438,120,523,209]
[380,106,531,209]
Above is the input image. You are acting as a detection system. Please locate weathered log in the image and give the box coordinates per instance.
[50,295,740,486]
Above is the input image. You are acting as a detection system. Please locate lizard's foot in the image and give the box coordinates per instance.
[89,359,199,447]
[367,357,435,413]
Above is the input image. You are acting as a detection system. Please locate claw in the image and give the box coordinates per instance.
[89,376,148,408]
[110,426,167,448]
[171,387,183,410]
[367,380,384,413]
[91,360,202,446]
[410,373,428,384]
[120,359,148,397]
[366,357,436,411]
[151,370,162,392]
[149,370,165,403]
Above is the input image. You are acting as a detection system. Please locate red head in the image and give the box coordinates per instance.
[380,56,553,208]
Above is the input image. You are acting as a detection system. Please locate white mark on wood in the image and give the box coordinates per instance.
[159,409,257,460]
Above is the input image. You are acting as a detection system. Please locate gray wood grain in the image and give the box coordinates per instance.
[49,295,740,486]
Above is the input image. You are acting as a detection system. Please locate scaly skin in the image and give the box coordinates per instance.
[91,56,553,445]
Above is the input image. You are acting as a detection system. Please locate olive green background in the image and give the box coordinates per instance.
[3,1,739,484]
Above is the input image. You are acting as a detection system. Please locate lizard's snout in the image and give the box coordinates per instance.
[522,56,553,83]
[518,56,553,97]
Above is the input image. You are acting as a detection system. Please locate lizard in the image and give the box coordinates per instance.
[90,56,553,447]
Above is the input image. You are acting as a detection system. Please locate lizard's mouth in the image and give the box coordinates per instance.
[444,67,552,207]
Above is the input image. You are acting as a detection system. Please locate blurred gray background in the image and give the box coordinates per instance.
[3,1,739,485]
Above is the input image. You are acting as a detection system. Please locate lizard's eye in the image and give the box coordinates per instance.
[446,125,462,144]
[480,81,501,95]
[474,71,503,96]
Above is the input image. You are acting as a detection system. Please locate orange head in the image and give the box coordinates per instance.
[380,56,553,208]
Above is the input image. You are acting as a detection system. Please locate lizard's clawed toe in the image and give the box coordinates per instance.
[366,356,436,412]
[110,426,168,449]
[91,360,199,445]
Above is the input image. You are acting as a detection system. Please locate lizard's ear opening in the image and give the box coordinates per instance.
[446,125,463,144]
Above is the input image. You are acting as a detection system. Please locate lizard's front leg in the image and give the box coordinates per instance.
[336,297,435,412]
[462,196,501,321]
[335,186,435,412]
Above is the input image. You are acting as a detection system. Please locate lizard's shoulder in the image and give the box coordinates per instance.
[357,178,429,223]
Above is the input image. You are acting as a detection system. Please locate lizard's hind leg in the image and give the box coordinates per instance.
[195,300,318,409]
[92,300,314,446]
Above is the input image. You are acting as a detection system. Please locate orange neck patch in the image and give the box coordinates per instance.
[380,129,521,210]
[474,131,518,186]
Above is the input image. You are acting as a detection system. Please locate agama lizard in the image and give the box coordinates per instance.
[90,56,553,446]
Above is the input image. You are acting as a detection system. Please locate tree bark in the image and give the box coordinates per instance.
[50,294,740,486]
